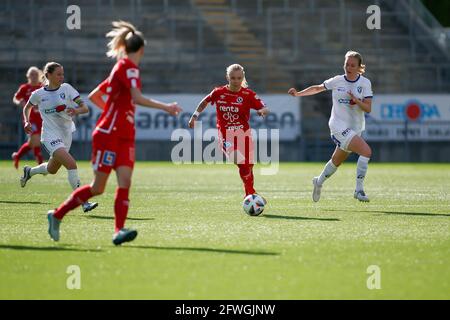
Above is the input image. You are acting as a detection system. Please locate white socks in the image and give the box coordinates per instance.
[30,162,48,176]
[317,160,338,185]
[356,156,370,192]
[67,169,81,190]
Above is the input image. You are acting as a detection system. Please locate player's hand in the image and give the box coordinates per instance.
[66,108,78,117]
[24,121,32,134]
[166,103,182,116]
[288,88,298,97]
[257,107,270,118]
[188,115,197,128]
[347,91,358,105]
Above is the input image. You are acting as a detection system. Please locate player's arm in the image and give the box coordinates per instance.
[66,97,89,117]
[188,96,209,128]
[348,92,372,113]
[13,88,26,108]
[88,85,107,110]
[22,101,34,134]
[130,87,182,116]
[288,84,326,97]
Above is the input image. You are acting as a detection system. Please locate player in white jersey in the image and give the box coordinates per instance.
[21,62,98,213]
[288,51,373,202]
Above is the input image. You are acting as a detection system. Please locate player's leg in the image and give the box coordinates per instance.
[111,139,137,245]
[12,139,31,169]
[112,166,137,245]
[48,170,109,241]
[312,147,350,202]
[29,133,43,164]
[347,135,372,202]
[20,147,57,188]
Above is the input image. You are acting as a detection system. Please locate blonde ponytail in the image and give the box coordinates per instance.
[106,20,145,59]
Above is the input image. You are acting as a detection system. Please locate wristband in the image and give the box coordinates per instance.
[192,111,200,118]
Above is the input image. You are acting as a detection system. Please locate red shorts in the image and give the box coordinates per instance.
[92,134,135,174]
[219,128,254,164]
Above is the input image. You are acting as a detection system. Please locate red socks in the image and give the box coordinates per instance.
[238,164,255,196]
[54,185,93,220]
[16,142,30,159]
[114,188,130,233]
[33,147,43,164]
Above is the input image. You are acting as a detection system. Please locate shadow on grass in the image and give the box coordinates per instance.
[263,214,340,222]
[0,244,103,252]
[85,215,154,221]
[128,245,279,256]
[0,200,51,205]
[324,209,450,218]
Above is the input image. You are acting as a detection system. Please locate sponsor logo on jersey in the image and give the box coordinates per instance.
[219,106,239,113]
[44,104,67,114]
[338,98,353,105]
[217,100,227,104]
[337,87,346,92]
[341,128,351,137]
[357,86,362,94]
[126,68,140,79]
[50,138,63,146]
[223,112,239,122]
[236,97,243,103]
[60,93,65,99]
[102,151,116,166]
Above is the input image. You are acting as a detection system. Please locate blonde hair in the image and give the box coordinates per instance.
[106,20,145,59]
[226,64,248,88]
[42,62,62,84]
[345,50,366,74]
[26,66,43,84]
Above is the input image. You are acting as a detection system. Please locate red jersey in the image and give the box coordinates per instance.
[94,58,141,140]
[15,83,42,124]
[205,85,266,134]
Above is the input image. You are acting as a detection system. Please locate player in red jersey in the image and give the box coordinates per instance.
[12,67,43,169]
[188,63,270,200]
[46,21,182,245]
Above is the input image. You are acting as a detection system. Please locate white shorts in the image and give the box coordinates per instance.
[41,134,72,156]
[330,127,361,153]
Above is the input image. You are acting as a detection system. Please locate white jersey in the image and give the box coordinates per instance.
[323,74,373,133]
[28,83,79,142]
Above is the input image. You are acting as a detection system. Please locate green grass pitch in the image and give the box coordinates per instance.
[0,161,449,299]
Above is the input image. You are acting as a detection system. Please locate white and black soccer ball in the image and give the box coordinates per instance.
[242,194,265,216]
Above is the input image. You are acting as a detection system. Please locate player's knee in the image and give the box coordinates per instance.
[90,185,104,196]
[364,147,372,158]
[47,166,58,174]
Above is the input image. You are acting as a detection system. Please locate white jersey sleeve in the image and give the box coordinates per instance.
[362,79,373,99]
[323,76,340,91]
[63,83,81,102]
[28,90,41,106]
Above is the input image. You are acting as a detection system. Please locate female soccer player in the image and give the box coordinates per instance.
[21,62,98,213]
[12,67,43,169]
[188,63,270,200]
[47,21,182,245]
[288,51,373,202]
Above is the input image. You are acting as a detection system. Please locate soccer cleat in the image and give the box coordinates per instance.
[82,202,98,213]
[12,152,19,169]
[20,166,31,188]
[312,177,322,202]
[354,190,370,202]
[47,210,61,241]
[112,228,138,246]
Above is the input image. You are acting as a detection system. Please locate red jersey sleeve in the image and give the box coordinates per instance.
[204,87,220,105]
[117,65,141,90]
[14,84,28,101]
[97,78,109,94]
[250,91,266,110]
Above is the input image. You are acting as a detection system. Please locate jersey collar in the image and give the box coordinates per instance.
[344,74,361,83]
[44,86,61,91]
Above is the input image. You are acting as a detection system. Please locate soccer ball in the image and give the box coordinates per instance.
[243,194,265,216]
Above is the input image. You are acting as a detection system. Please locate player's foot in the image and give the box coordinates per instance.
[312,177,322,202]
[20,166,31,188]
[82,202,98,213]
[12,152,19,169]
[112,228,138,246]
[354,190,370,202]
[47,210,61,241]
